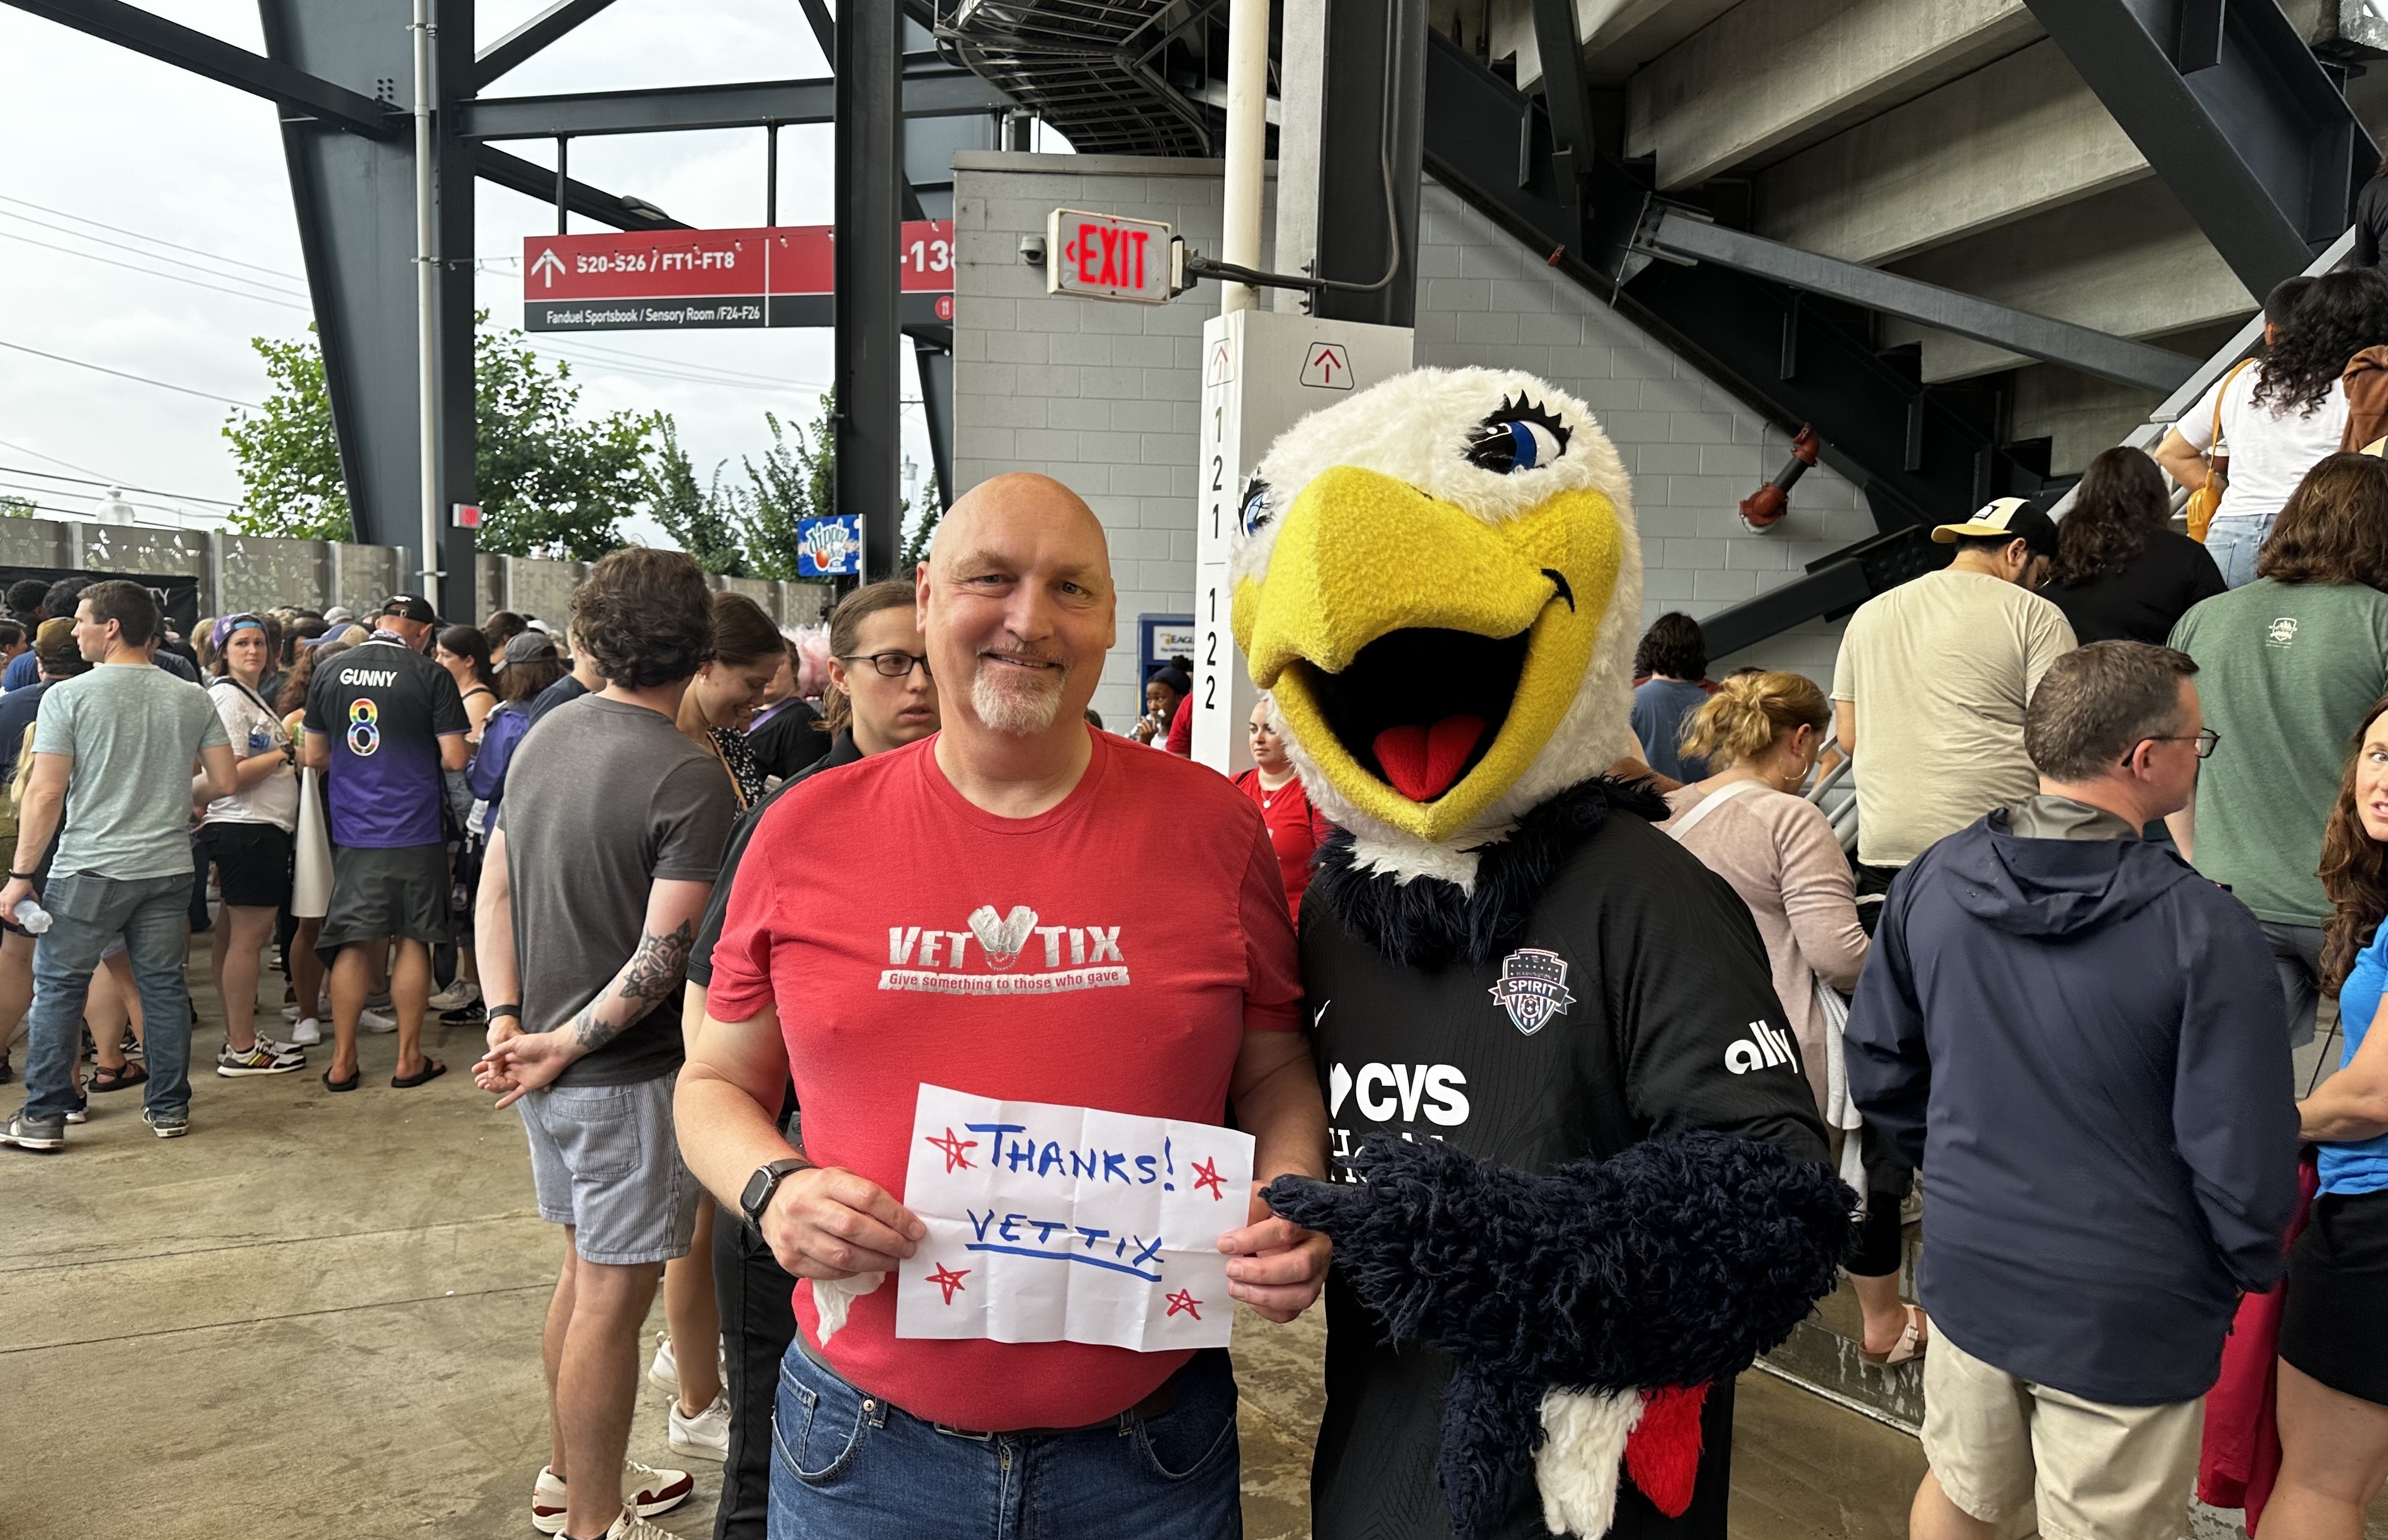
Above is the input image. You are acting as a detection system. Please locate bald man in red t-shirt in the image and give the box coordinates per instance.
[676,473,1330,1540]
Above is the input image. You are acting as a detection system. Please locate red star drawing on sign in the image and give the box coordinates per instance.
[1164,1289,1203,1320]
[924,1127,978,1172]
[1190,1155,1227,1200]
[927,1263,971,1305]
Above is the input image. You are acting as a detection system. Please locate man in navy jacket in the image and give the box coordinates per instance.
[1848,640,2297,1540]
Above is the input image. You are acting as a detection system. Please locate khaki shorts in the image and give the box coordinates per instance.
[1921,1328,2201,1540]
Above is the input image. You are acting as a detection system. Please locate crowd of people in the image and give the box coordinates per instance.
[9,283,2388,1540]
[1616,271,2388,1540]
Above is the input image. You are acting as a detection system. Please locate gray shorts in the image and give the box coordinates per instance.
[518,1074,700,1266]
[317,842,452,961]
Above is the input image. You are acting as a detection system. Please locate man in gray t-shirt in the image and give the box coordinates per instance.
[471,550,735,1540]
[2,582,236,1149]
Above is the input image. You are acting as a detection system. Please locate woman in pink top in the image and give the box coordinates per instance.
[1659,672,1925,1365]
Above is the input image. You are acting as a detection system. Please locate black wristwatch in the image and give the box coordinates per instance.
[740,1156,813,1228]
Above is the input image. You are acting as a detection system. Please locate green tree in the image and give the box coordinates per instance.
[221,319,659,562]
[739,400,836,580]
[473,323,657,561]
[644,418,749,576]
[223,328,351,542]
[0,495,36,519]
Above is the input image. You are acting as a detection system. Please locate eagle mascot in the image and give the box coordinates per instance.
[1230,368,1852,1540]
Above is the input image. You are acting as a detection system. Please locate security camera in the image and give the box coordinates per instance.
[1019,233,1047,267]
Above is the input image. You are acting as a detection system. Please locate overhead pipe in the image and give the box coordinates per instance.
[1739,425,1821,531]
[1220,0,1270,315]
[412,0,441,591]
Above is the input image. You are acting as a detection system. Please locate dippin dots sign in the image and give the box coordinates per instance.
[795,515,864,577]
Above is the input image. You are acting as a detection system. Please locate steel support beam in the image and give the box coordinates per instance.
[835,0,904,581]
[2023,0,2376,295]
[434,0,479,620]
[262,0,448,574]
[471,144,687,229]
[1527,0,1594,259]
[914,339,954,519]
[461,69,1010,140]
[3,0,399,135]
[1312,0,1426,326]
[471,0,617,92]
[1641,210,2200,394]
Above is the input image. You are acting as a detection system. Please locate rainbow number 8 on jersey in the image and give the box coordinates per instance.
[346,697,380,757]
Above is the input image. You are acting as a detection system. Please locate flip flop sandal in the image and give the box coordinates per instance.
[322,1067,361,1093]
[391,1060,447,1090]
[89,1062,149,1093]
[1859,1303,1930,1366]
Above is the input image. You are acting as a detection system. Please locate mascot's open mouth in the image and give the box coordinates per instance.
[1299,627,1530,803]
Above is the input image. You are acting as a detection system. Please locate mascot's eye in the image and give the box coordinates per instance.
[1239,475,1274,537]
[1464,395,1573,474]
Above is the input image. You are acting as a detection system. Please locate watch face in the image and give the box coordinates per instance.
[740,1165,775,1220]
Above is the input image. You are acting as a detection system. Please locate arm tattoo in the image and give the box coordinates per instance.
[568,918,697,1053]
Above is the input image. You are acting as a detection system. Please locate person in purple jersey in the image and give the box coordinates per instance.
[302,595,468,1093]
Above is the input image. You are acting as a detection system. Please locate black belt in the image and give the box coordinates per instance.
[794,1324,1179,1438]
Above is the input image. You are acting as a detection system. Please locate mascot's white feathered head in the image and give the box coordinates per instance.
[1229,367,1642,887]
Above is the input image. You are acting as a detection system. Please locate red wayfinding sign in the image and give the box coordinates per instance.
[524,222,954,332]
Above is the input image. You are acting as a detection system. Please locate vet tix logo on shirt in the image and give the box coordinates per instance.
[881,904,1131,995]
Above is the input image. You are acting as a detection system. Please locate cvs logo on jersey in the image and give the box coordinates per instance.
[1325,1061,1470,1127]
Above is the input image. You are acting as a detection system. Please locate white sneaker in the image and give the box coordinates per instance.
[290,1016,322,1045]
[281,1002,300,1021]
[357,1007,397,1034]
[529,1461,694,1536]
[647,1330,676,1394]
[426,977,479,1012]
[667,1391,731,1462]
[250,1026,303,1056]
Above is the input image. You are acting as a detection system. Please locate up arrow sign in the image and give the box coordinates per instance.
[531,249,566,289]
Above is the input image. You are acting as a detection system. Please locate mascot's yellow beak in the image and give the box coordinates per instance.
[1233,464,1624,845]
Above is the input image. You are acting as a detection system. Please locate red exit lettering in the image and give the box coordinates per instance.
[1072,223,1150,292]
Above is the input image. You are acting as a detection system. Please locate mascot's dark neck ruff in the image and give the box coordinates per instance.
[1310,776,1668,969]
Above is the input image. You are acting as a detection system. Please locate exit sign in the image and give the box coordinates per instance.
[1047,208,1174,304]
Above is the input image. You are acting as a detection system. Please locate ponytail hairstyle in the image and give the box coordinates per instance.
[819,578,922,740]
[1677,670,1831,769]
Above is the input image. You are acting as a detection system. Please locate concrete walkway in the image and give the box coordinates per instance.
[4,952,1928,1539]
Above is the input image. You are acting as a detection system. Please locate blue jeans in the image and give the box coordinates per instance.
[18,871,195,1122]
[768,1339,1242,1540]
[2204,514,2269,588]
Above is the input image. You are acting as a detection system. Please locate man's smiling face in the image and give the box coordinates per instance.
[921,473,1116,738]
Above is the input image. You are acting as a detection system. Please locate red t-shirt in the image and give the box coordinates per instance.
[708,727,1302,1430]
[1166,692,1192,755]
[1233,768,1333,919]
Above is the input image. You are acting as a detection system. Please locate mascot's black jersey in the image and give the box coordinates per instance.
[1301,802,1829,1540]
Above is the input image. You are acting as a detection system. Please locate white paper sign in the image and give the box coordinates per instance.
[895,1083,1256,1352]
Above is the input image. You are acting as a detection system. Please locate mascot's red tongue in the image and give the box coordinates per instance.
[1373,716,1487,802]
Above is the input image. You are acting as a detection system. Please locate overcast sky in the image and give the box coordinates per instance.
[0,0,991,549]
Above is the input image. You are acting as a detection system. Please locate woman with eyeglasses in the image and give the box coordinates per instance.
[2261,694,2388,1539]
[2168,452,2388,1053]
[201,614,307,1077]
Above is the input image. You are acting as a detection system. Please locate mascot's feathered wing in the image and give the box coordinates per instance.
[1228,368,1851,1540]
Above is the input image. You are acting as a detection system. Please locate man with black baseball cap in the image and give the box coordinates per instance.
[301,592,467,1092]
[1834,495,2079,887]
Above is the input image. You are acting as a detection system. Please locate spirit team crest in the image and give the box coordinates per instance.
[1489,947,1574,1035]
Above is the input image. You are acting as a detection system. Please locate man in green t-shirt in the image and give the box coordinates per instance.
[2168,455,2388,1045]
